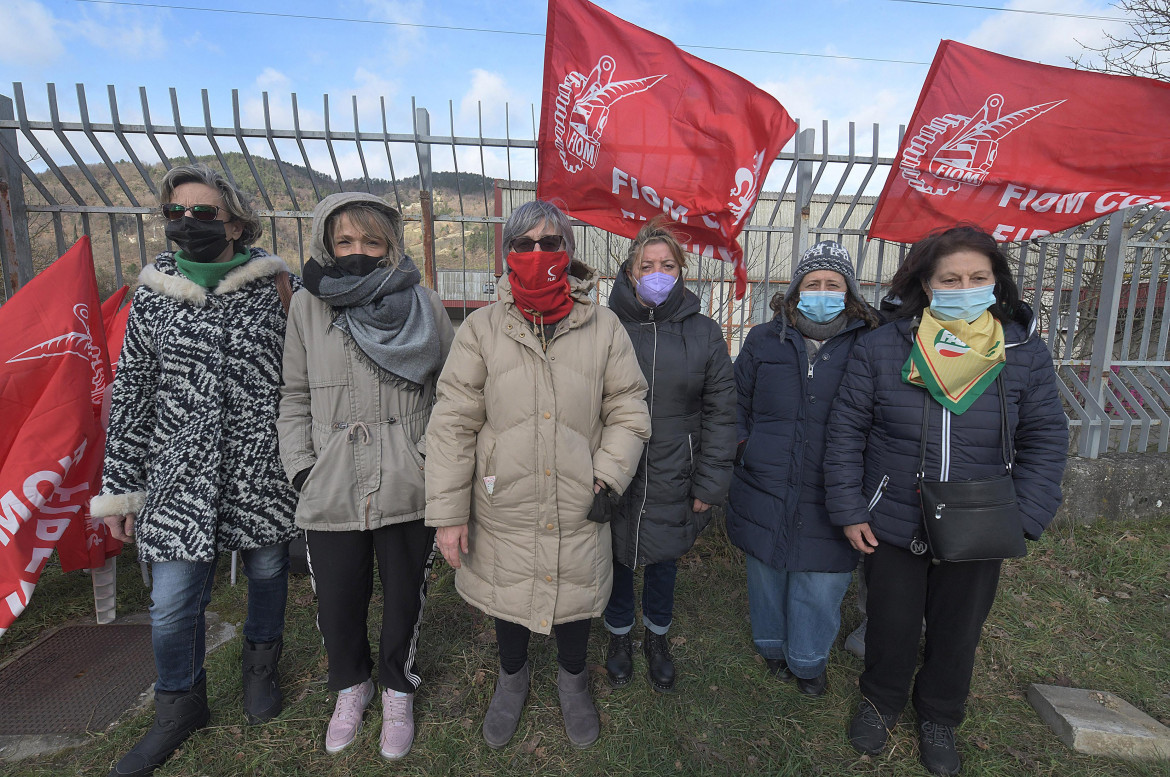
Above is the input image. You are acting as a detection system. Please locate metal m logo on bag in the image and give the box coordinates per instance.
[900,93,1064,196]
[553,55,666,173]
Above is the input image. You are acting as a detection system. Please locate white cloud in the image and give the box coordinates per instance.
[963,0,1115,65]
[362,0,428,68]
[0,0,64,66]
[457,70,525,135]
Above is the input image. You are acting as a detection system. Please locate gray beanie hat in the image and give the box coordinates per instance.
[785,240,863,301]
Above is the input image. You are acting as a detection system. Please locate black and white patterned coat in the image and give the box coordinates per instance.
[91,249,300,562]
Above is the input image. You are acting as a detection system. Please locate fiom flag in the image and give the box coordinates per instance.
[869,40,1170,244]
[537,0,797,298]
[0,238,116,636]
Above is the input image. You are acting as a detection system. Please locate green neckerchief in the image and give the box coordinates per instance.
[174,250,251,289]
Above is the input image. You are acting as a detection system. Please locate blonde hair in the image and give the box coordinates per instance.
[326,203,403,267]
[627,216,688,270]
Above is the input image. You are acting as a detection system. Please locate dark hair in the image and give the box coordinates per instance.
[769,280,882,329]
[887,225,1020,321]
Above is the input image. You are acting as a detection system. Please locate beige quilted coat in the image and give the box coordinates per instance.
[424,262,651,634]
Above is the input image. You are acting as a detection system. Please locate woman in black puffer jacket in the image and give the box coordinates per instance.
[603,219,735,693]
[825,226,1068,776]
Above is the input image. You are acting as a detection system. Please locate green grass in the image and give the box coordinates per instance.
[3,515,1169,776]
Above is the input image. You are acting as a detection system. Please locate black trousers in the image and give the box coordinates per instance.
[495,617,592,675]
[860,540,1002,727]
[306,520,436,694]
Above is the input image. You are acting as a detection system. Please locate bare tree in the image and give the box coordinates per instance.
[1073,0,1169,80]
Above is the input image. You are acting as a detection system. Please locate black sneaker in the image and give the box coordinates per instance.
[796,669,827,697]
[919,720,961,775]
[848,699,899,755]
[605,632,633,687]
[765,658,794,681]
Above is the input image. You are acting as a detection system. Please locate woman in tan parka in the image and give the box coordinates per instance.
[425,200,650,750]
[278,192,454,761]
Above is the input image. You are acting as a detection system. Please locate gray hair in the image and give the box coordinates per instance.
[501,200,575,259]
[159,163,263,247]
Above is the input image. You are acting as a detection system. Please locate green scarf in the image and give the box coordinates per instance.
[174,250,251,289]
[902,309,1006,414]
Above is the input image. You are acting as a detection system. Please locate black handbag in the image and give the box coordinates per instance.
[916,377,1026,562]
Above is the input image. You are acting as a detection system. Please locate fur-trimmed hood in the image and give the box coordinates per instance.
[309,192,404,267]
[137,248,290,307]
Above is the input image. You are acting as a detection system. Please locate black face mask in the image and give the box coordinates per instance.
[334,253,385,277]
[165,217,232,263]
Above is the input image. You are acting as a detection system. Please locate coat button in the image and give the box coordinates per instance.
[507,324,513,329]
[545,575,552,582]
[544,412,551,419]
[809,396,817,403]
[545,469,552,476]
[541,619,548,627]
[550,355,556,360]
[546,523,554,530]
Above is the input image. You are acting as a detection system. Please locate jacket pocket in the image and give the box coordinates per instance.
[867,474,890,512]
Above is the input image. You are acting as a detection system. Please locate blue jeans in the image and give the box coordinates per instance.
[603,560,677,636]
[150,543,289,692]
[744,554,851,680]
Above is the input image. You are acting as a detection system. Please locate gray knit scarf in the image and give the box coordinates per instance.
[793,310,848,361]
[303,255,440,389]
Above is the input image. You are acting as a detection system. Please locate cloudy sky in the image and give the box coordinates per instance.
[0,0,1127,182]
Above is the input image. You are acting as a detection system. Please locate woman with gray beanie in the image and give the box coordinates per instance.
[277,192,454,760]
[725,241,881,696]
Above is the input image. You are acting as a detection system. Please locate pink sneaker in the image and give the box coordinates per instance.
[325,679,375,754]
[379,689,414,760]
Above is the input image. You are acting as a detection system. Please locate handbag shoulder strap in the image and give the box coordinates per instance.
[918,375,1013,480]
[275,270,293,315]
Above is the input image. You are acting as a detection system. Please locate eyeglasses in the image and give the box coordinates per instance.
[161,203,224,222]
[510,235,564,253]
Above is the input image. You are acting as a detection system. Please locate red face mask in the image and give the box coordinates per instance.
[507,250,574,324]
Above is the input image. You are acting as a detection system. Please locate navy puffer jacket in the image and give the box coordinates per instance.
[608,263,736,567]
[824,307,1069,550]
[726,310,872,573]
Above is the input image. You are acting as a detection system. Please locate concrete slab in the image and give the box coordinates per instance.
[1028,683,1170,760]
[0,610,237,764]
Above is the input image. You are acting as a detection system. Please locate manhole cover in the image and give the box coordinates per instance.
[0,624,155,734]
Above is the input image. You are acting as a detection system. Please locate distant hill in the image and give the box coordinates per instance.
[20,154,500,298]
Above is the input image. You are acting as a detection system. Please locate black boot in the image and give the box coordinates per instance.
[109,679,210,777]
[605,632,633,687]
[643,631,676,693]
[242,637,283,724]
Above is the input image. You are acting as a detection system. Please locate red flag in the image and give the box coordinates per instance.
[101,286,132,376]
[0,238,116,635]
[537,0,796,298]
[869,40,1170,244]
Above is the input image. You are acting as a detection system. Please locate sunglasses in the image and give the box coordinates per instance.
[510,235,564,253]
[161,203,225,222]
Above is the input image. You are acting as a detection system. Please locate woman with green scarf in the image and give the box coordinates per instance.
[824,225,1068,776]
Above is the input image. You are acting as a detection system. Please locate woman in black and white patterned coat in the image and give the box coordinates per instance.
[91,164,299,777]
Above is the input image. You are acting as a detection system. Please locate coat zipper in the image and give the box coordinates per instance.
[867,474,890,512]
[631,318,656,566]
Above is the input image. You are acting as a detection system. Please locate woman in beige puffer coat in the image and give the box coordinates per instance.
[425,200,650,751]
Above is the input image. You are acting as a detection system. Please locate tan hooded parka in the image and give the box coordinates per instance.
[424,262,651,634]
[278,192,454,531]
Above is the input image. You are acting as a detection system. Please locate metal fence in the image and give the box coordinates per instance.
[1,83,1167,458]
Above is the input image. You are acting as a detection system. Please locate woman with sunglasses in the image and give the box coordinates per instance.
[277,192,454,759]
[601,218,735,693]
[425,200,651,749]
[93,164,299,777]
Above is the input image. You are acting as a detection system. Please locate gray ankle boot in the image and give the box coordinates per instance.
[482,663,529,749]
[557,666,599,748]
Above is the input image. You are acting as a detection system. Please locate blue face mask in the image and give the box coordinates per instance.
[930,283,996,323]
[797,290,846,323]
[635,271,677,306]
